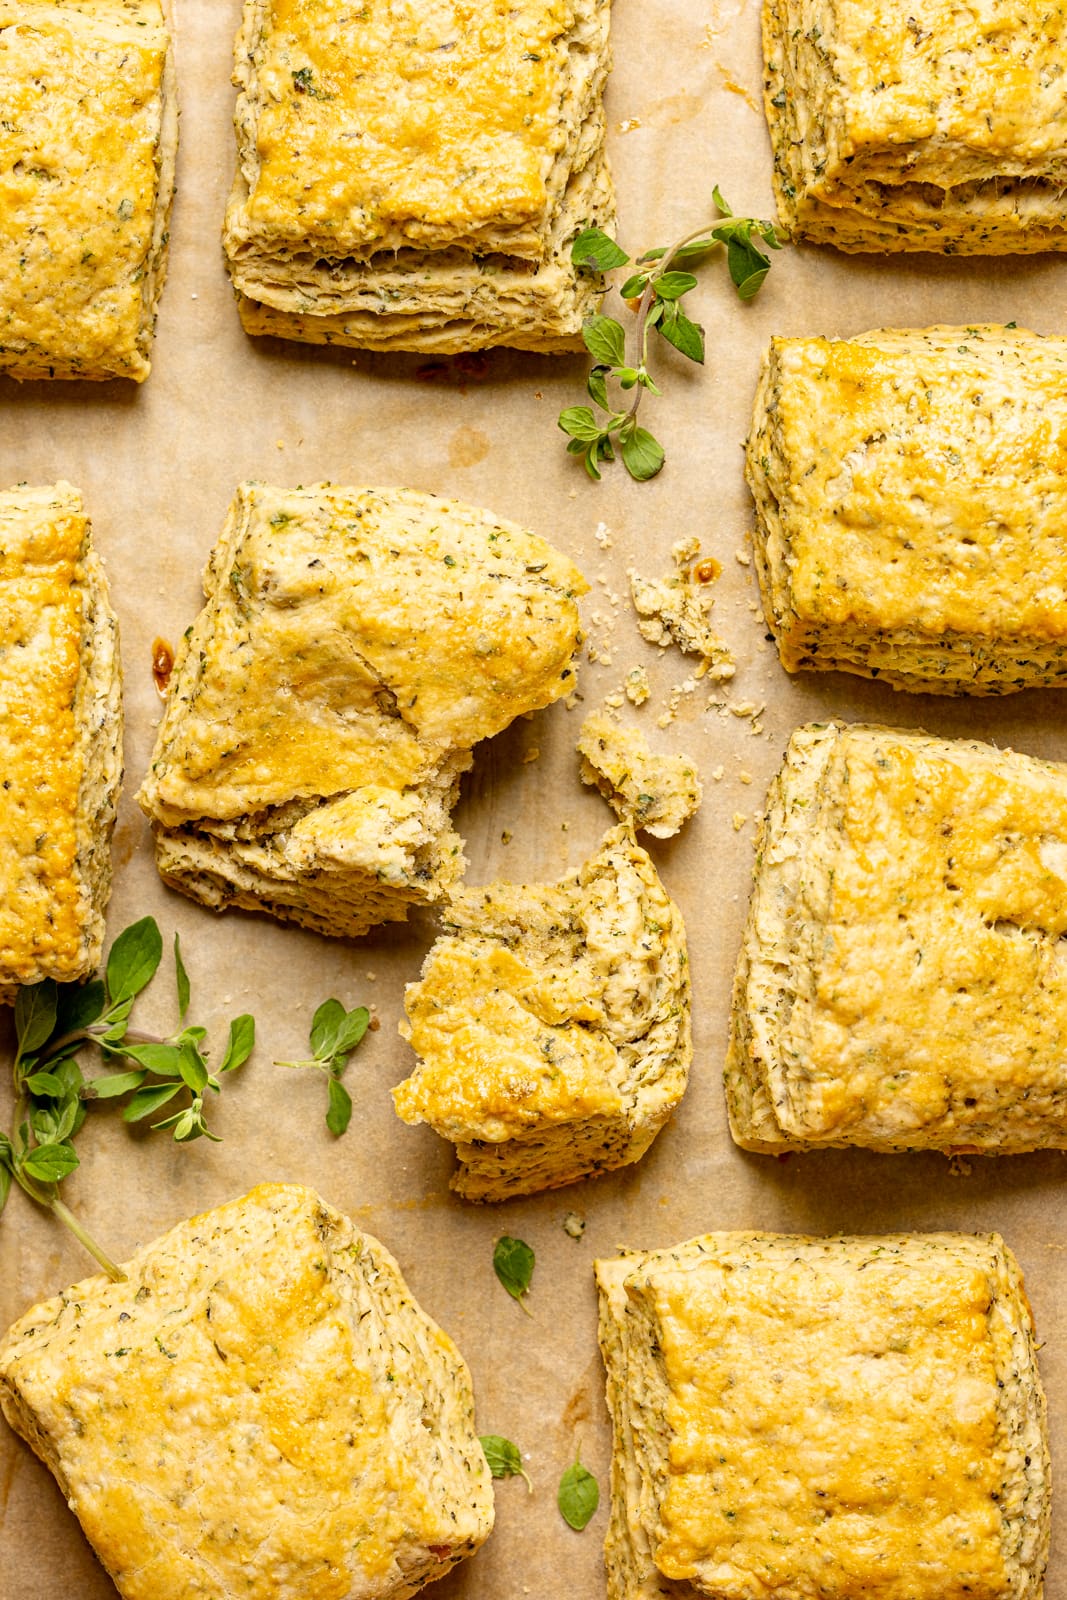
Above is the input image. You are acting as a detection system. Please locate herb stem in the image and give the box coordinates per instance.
[15,1172,125,1282]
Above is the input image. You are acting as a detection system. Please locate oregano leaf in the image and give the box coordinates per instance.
[570,227,629,272]
[581,314,626,367]
[106,917,163,1006]
[558,1460,599,1530]
[493,1235,535,1307]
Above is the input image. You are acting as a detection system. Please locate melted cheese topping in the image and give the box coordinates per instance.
[245,0,576,249]
[650,1250,1006,1597]
[0,488,87,980]
[790,729,1067,1140]
[398,940,622,1140]
[813,0,1067,184]
[0,0,168,379]
[768,328,1067,642]
[148,482,585,821]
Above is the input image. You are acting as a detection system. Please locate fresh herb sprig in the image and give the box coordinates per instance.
[274,999,370,1135]
[0,918,254,1279]
[559,186,781,482]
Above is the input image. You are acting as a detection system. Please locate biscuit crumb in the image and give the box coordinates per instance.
[732,812,747,831]
[522,747,540,764]
[627,540,735,684]
[578,713,702,838]
[624,665,650,705]
[563,1211,586,1240]
[501,829,513,844]
[594,521,614,550]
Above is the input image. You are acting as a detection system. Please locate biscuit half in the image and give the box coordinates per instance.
[763,0,1067,254]
[747,326,1067,695]
[0,482,122,1000]
[393,823,691,1199]
[728,721,1067,1153]
[596,1230,1050,1600]
[223,0,615,351]
[0,1183,494,1600]
[137,482,586,938]
[0,0,177,381]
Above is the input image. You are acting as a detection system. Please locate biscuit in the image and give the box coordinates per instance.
[728,721,1067,1153]
[596,1229,1049,1600]
[763,0,1067,254]
[393,824,690,1199]
[223,0,615,352]
[0,0,177,381]
[0,1183,494,1600]
[747,327,1067,694]
[0,482,122,1000]
[137,482,586,938]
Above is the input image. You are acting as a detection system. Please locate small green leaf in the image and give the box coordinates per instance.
[493,1235,535,1306]
[174,933,190,1020]
[310,998,346,1058]
[23,1071,66,1097]
[100,997,133,1042]
[0,1161,10,1216]
[118,1041,186,1077]
[558,1460,599,1530]
[586,365,609,409]
[326,1076,353,1136]
[712,183,733,217]
[658,307,705,363]
[177,1043,209,1094]
[331,1007,369,1058]
[558,406,606,443]
[21,1143,79,1183]
[15,980,58,1058]
[726,235,771,299]
[106,917,163,1005]
[480,1435,532,1489]
[123,1083,181,1123]
[220,1014,256,1073]
[581,314,627,368]
[619,272,650,299]
[619,426,665,482]
[87,1070,147,1100]
[570,227,629,272]
[52,1098,79,1142]
[654,270,698,300]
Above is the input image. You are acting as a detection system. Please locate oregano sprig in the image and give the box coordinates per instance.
[1,917,254,1278]
[274,999,370,1135]
[559,186,781,482]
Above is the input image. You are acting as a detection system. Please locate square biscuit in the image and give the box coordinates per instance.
[223,0,615,351]
[596,1230,1049,1600]
[0,1183,494,1600]
[137,482,586,938]
[747,326,1067,695]
[763,0,1067,254]
[0,0,177,381]
[728,721,1067,1154]
[393,824,691,1199]
[0,482,122,999]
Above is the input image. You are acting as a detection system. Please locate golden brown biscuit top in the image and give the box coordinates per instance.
[243,0,581,252]
[145,483,585,822]
[768,327,1067,641]
[796,728,1067,1138]
[0,0,168,378]
[0,485,89,982]
[0,1184,466,1599]
[641,1244,1006,1597]
[803,0,1067,180]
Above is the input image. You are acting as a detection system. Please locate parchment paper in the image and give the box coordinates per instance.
[2,2,1067,1595]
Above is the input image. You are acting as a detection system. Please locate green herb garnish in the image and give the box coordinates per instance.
[560,187,781,482]
[479,1434,532,1490]
[0,918,255,1280]
[274,999,369,1135]
[558,1456,600,1530]
[493,1234,535,1312]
